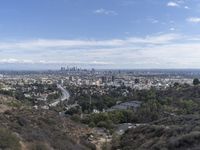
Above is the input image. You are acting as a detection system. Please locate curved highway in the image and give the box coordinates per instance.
[49,84,70,107]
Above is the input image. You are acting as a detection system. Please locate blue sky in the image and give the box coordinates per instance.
[0,0,200,69]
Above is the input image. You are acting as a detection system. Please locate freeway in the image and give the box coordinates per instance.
[49,84,70,107]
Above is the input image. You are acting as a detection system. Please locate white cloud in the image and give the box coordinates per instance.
[0,58,114,66]
[90,61,114,65]
[184,6,190,9]
[0,58,34,64]
[0,34,180,51]
[187,17,200,23]
[167,2,179,7]
[126,34,180,44]
[0,58,19,63]
[1,34,200,68]
[94,8,118,15]
[170,27,175,31]
[147,18,159,24]
[167,1,190,9]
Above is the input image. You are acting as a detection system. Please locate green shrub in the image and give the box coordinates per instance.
[71,114,81,122]
[97,121,107,128]
[0,128,21,150]
[97,120,114,129]
[88,122,96,128]
[29,141,50,150]
[169,131,200,149]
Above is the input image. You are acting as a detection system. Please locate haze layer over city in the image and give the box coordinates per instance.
[0,0,200,150]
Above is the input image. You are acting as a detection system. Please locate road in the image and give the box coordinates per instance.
[49,84,70,107]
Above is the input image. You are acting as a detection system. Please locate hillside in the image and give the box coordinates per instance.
[109,85,200,150]
[117,115,200,150]
[0,107,94,150]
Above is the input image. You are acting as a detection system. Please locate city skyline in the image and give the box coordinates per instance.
[0,0,200,69]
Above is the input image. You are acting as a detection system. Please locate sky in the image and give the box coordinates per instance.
[0,0,200,70]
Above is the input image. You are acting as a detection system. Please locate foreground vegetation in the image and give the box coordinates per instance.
[110,83,200,150]
[67,83,200,149]
[117,115,200,150]
[1,81,200,149]
[0,108,94,150]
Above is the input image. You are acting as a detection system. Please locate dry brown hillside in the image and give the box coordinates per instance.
[0,108,95,150]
